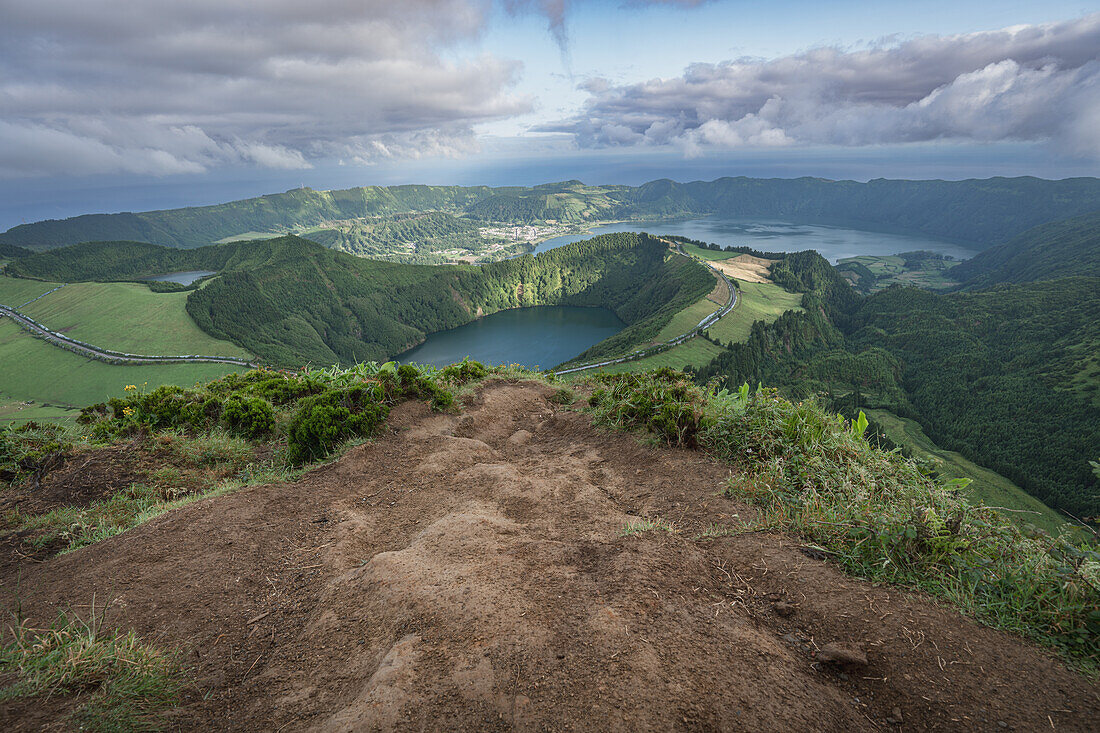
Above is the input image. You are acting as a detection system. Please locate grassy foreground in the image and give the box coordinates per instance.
[0,609,183,730]
[585,369,1100,670]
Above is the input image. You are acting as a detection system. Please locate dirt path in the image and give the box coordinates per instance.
[2,381,1097,730]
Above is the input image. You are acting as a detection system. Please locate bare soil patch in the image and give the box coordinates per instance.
[712,254,776,283]
[1,381,1096,731]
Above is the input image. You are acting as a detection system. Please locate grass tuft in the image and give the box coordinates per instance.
[0,606,183,730]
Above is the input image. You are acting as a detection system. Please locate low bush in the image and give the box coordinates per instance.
[284,385,390,465]
[0,422,71,484]
[221,395,275,439]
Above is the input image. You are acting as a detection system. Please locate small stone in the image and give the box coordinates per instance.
[838,672,849,681]
[997,723,1008,729]
[782,634,799,645]
[774,601,796,617]
[507,429,533,446]
[816,643,868,668]
[891,707,902,723]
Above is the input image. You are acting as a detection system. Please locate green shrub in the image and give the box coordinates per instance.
[587,368,706,445]
[285,385,390,465]
[439,358,488,385]
[220,396,275,438]
[0,422,70,484]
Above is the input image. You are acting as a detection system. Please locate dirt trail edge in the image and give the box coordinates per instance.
[2,381,1097,731]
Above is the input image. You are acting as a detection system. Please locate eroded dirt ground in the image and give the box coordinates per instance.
[2,381,1098,731]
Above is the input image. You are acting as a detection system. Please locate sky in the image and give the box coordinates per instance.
[1,0,1099,229]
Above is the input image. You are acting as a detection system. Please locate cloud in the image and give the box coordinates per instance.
[0,0,530,177]
[544,14,1100,156]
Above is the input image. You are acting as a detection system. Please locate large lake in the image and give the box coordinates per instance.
[398,306,624,369]
[534,217,982,262]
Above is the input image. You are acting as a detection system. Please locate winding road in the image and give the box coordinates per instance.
[0,302,256,368]
[553,241,738,375]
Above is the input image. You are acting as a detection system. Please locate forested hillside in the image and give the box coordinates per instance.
[950,210,1100,288]
[697,253,1100,520]
[4,176,1099,251]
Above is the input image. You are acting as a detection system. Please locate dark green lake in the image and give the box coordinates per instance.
[397,306,624,369]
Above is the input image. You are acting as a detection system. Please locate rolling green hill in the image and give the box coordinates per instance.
[4,176,1099,251]
[950,210,1100,288]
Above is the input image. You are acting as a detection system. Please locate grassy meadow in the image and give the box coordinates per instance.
[706,281,804,344]
[0,275,250,358]
[0,319,244,422]
[590,338,725,375]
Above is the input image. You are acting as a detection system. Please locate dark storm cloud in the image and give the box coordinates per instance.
[544,14,1100,156]
[0,0,529,177]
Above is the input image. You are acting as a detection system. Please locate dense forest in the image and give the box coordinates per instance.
[5,176,1099,251]
[8,233,712,368]
[697,249,1100,520]
[0,242,30,259]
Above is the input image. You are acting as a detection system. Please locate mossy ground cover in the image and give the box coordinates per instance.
[584,369,1100,671]
[865,408,1075,536]
[11,278,250,358]
[0,319,244,422]
[706,281,804,344]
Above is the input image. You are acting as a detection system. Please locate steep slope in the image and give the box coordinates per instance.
[951,210,1100,288]
[2,381,1096,731]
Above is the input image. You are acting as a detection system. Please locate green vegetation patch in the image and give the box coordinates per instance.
[0,319,244,420]
[0,275,64,308]
[586,369,1100,670]
[864,408,1075,536]
[706,281,804,345]
[589,338,725,375]
[0,610,184,730]
[15,279,250,358]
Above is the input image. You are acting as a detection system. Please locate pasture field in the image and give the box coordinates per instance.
[706,281,803,344]
[0,276,250,358]
[655,296,722,342]
[865,408,1075,536]
[590,337,725,375]
[0,319,245,422]
[0,277,64,308]
[679,242,740,261]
